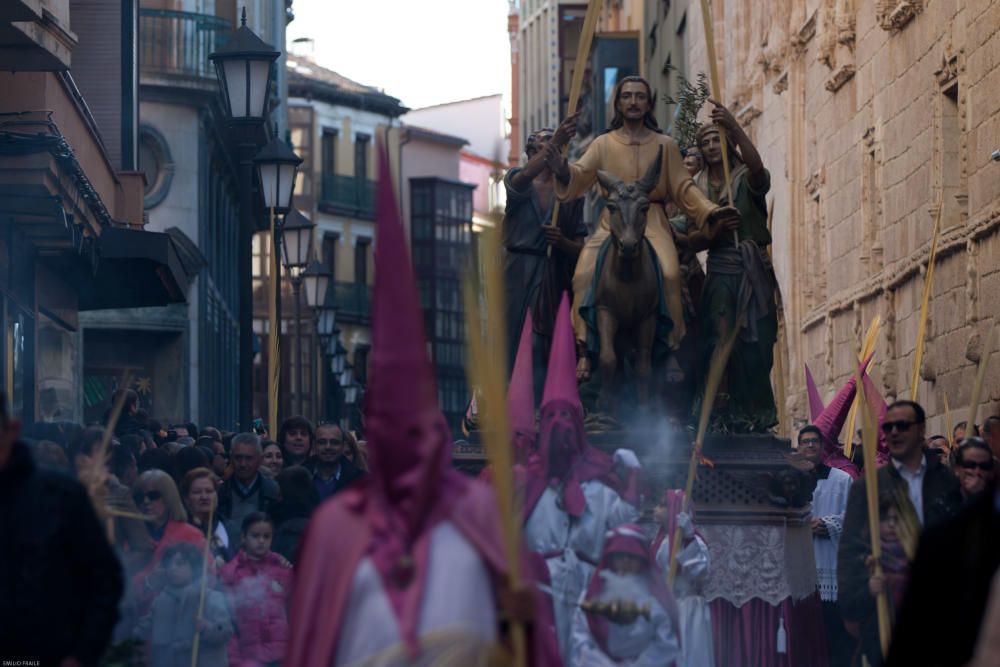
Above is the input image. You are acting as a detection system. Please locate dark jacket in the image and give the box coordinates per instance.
[837,452,962,665]
[303,456,366,501]
[0,441,125,666]
[885,491,1000,667]
[217,472,280,521]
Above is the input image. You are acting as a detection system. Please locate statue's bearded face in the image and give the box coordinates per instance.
[616,81,651,122]
[525,130,554,159]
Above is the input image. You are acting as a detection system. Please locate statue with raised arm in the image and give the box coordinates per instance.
[690,101,779,433]
[545,76,739,397]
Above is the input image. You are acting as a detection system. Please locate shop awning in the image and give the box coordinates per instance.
[76,227,191,310]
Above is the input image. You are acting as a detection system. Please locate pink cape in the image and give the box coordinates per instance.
[285,473,562,667]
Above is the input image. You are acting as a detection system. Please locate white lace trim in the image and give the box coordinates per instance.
[702,523,818,606]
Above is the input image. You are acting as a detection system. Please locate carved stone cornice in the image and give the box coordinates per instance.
[805,171,822,196]
[799,208,1000,332]
[825,64,856,92]
[934,43,963,87]
[773,71,789,95]
[737,104,762,130]
[877,0,923,32]
[791,12,817,55]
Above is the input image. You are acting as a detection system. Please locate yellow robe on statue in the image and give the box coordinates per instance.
[555,130,719,348]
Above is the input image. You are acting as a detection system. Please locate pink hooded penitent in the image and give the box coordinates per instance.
[805,363,825,422]
[541,293,584,415]
[287,144,562,667]
[508,311,537,462]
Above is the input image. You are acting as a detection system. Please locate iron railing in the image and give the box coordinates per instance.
[330,281,372,323]
[139,9,230,82]
[320,173,376,218]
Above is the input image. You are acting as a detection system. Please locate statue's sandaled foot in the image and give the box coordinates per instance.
[576,356,591,381]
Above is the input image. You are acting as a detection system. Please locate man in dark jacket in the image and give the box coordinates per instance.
[0,394,124,666]
[837,399,962,666]
[304,422,365,501]
[218,432,280,539]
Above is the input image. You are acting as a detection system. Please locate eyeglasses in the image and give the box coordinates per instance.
[799,437,822,447]
[959,460,995,472]
[881,420,918,434]
[134,490,163,504]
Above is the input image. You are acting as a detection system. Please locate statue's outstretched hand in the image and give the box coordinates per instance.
[552,111,581,147]
[708,99,739,135]
[612,448,641,469]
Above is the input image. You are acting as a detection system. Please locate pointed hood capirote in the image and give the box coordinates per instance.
[805,363,825,422]
[508,311,537,463]
[523,293,618,520]
[286,143,562,667]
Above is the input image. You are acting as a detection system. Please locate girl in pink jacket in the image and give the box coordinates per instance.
[219,512,292,667]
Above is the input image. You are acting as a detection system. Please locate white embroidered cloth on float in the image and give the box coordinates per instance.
[700,523,817,606]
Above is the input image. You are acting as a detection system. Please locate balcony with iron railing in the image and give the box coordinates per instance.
[329,281,372,324]
[320,172,376,219]
[139,9,230,89]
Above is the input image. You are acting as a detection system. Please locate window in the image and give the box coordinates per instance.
[322,233,339,281]
[938,82,965,228]
[321,129,338,175]
[354,237,370,284]
[354,345,369,386]
[354,133,370,180]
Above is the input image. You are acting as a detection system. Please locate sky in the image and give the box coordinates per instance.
[287,0,512,111]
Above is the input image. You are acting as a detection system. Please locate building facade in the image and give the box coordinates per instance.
[682,0,1000,432]
[0,0,190,425]
[273,53,406,428]
[77,0,291,429]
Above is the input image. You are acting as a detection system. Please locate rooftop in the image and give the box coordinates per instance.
[286,54,408,118]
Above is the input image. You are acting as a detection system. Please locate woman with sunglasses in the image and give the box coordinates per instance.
[130,469,206,615]
[954,438,996,503]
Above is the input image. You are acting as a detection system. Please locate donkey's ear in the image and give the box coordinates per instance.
[636,149,663,194]
[596,169,622,194]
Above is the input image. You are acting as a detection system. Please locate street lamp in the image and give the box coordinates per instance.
[280,208,314,271]
[280,209,314,416]
[254,138,302,431]
[315,305,337,346]
[330,339,347,376]
[254,136,302,215]
[209,8,280,430]
[302,260,332,310]
[209,9,279,123]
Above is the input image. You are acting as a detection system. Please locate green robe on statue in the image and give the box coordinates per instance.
[695,164,778,432]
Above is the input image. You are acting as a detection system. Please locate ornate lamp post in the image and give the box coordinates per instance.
[254,137,302,431]
[209,8,279,429]
[280,209,314,415]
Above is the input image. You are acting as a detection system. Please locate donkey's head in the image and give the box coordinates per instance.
[596,150,662,261]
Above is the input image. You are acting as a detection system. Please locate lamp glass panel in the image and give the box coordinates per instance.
[304,273,330,308]
[247,59,271,118]
[258,162,279,209]
[221,59,249,117]
[278,163,297,210]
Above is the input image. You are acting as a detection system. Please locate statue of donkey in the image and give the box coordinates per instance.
[592,150,663,413]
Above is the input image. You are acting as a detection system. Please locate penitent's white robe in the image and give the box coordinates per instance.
[810,466,852,603]
[568,578,681,667]
[333,521,498,667]
[525,480,639,660]
[655,535,715,667]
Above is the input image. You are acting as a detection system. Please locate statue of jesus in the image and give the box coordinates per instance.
[545,76,740,380]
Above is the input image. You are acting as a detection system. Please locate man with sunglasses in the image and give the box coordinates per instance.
[838,400,961,666]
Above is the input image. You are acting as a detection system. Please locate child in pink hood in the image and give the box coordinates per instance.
[219,512,292,667]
